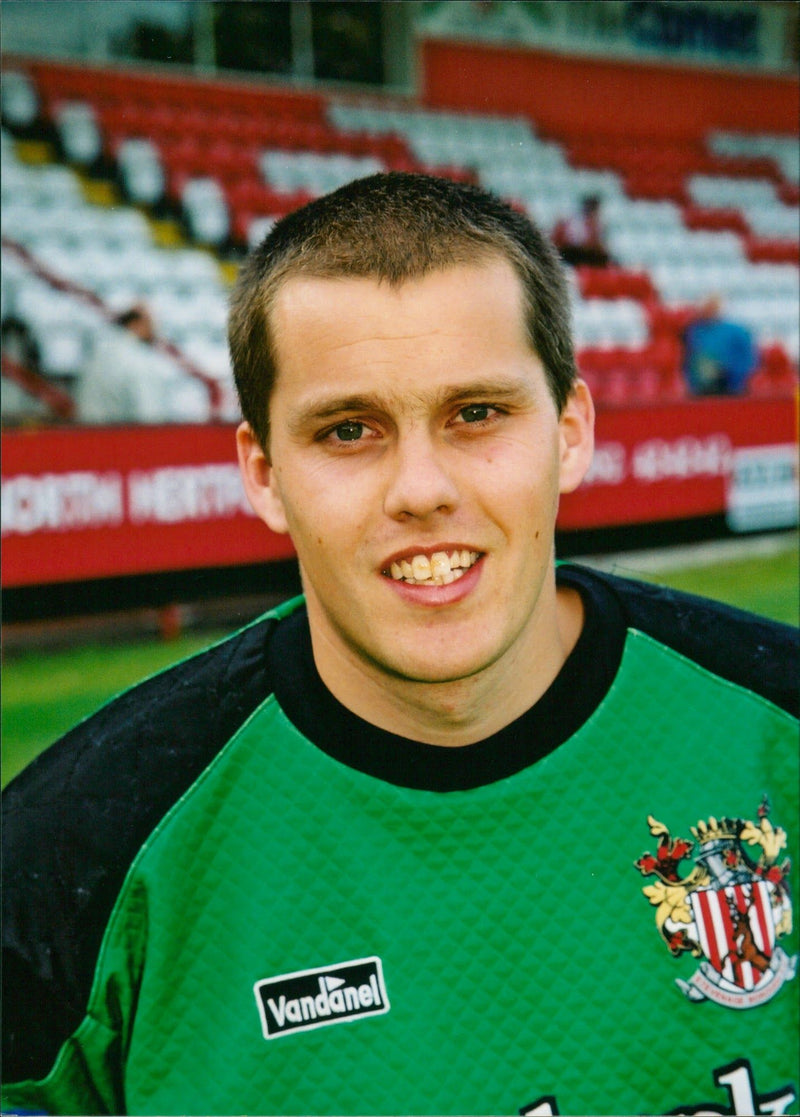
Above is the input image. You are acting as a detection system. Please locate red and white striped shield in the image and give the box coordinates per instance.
[690,881,776,991]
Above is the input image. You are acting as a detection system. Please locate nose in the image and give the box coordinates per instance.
[383,427,459,521]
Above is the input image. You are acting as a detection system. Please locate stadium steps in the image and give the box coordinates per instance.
[2,135,239,421]
[3,59,797,410]
[12,138,56,165]
[148,217,190,249]
[78,176,120,208]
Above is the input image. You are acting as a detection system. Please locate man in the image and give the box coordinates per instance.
[3,173,797,1116]
[552,193,611,268]
[75,304,161,424]
[683,295,758,396]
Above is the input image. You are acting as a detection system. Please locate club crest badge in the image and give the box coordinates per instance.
[635,798,796,1009]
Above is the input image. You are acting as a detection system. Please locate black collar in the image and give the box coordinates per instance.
[268,564,627,791]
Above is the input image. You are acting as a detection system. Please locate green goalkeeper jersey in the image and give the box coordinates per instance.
[3,564,798,1115]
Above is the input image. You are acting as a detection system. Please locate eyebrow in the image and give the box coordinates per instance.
[288,377,538,433]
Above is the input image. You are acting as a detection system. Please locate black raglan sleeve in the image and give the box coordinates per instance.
[562,563,799,718]
[2,619,275,1085]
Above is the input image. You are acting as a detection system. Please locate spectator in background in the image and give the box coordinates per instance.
[683,295,758,395]
[113,304,156,344]
[552,193,611,267]
[1,314,42,375]
[75,303,161,424]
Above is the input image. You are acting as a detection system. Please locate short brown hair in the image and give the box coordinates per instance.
[229,172,577,450]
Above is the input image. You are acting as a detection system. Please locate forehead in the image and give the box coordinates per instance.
[269,259,531,371]
[265,261,548,424]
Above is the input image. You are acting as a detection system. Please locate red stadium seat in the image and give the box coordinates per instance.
[748,345,799,398]
[159,137,210,199]
[778,182,800,206]
[576,266,656,302]
[204,140,260,186]
[744,237,800,266]
[711,153,785,183]
[226,181,315,243]
[623,169,689,205]
[647,303,695,341]
[682,205,750,236]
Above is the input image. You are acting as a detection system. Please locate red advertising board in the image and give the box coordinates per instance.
[1,424,295,588]
[1,398,797,589]
[558,396,797,530]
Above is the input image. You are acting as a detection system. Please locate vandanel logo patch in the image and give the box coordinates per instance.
[254,957,390,1039]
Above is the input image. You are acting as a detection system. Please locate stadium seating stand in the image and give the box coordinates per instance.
[1,57,796,427]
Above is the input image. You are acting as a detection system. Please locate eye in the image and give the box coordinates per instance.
[459,404,492,424]
[332,420,365,442]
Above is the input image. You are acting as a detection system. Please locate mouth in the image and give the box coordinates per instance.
[383,549,482,587]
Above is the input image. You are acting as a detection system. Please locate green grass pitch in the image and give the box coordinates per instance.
[2,537,797,788]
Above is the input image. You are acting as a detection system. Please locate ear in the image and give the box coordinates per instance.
[236,422,290,535]
[557,378,595,495]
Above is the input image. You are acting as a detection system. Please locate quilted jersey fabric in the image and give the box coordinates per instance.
[2,563,798,1115]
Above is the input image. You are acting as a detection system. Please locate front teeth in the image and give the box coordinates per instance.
[389,550,479,586]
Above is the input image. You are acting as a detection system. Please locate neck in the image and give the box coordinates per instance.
[308,582,585,747]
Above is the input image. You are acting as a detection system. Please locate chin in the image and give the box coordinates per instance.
[381,646,500,687]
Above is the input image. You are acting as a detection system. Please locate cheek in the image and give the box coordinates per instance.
[485,442,561,515]
[281,480,372,565]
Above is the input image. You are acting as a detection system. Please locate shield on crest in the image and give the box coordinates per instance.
[690,880,775,992]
